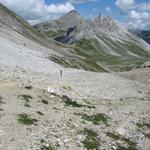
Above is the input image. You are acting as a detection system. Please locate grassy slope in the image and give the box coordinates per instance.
[45,30,66,38]
[49,38,150,72]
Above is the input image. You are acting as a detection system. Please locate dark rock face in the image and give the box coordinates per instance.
[136,30,150,44]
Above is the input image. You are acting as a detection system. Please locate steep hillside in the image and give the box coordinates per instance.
[0,3,83,68]
[0,3,47,46]
[34,11,150,72]
[0,3,64,73]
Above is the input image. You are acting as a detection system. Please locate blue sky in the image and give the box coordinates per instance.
[0,0,150,30]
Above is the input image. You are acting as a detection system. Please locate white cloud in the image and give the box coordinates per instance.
[69,0,97,4]
[135,2,150,11]
[115,0,134,11]
[128,10,150,30]
[129,10,150,19]
[105,7,111,13]
[0,0,75,24]
[115,0,150,30]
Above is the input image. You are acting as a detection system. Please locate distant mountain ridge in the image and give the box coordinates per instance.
[34,10,150,72]
[0,3,150,72]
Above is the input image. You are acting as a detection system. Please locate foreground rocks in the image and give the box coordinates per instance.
[0,67,150,150]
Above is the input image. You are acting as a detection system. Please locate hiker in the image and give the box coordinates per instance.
[60,70,63,77]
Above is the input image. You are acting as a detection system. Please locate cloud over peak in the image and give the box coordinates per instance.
[0,0,75,24]
[69,0,97,4]
[115,0,150,30]
[115,0,134,11]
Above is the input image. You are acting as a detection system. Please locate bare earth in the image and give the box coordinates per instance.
[0,66,150,150]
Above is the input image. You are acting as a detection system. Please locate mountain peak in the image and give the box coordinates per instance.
[64,10,81,18]
[67,10,78,15]
[57,10,83,29]
[94,15,121,31]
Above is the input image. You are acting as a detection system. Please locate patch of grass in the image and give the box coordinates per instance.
[106,132,120,140]
[53,107,61,111]
[49,54,107,72]
[18,95,32,102]
[61,95,95,108]
[117,140,137,150]
[18,95,32,107]
[24,86,33,90]
[46,29,65,38]
[86,105,95,109]
[50,93,61,98]
[40,139,56,150]
[136,122,150,129]
[76,113,109,125]
[117,145,136,150]
[137,122,150,139]
[41,145,55,150]
[144,133,150,139]
[24,103,31,107]
[106,132,137,150]
[62,86,72,91]
[62,95,83,107]
[36,111,44,116]
[17,113,37,125]
[42,99,49,105]
[81,128,100,150]
[122,137,137,149]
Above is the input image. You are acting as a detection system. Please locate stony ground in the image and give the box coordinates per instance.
[0,66,150,150]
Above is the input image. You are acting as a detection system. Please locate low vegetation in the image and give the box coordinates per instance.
[40,139,56,150]
[62,95,84,107]
[61,95,95,108]
[136,122,150,129]
[24,103,31,107]
[81,128,100,150]
[62,86,72,91]
[18,94,32,107]
[46,29,65,38]
[36,111,44,116]
[17,113,37,125]
[76,113,109,125]
[136,122,150,139]
[42,99,49,105]
[106,132,137,150]
[106,132,120,140]
[18,94,32,102]
[24,86,33,90]
[49,36,150,72]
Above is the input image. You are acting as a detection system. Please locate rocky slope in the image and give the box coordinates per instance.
[35,11,150,72]
[0,65,150,150]
[0,3,150,150]
[0,3,80,62]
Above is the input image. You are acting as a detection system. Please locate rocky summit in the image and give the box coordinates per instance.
[0,3,150,150]
[35,10,150,72]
